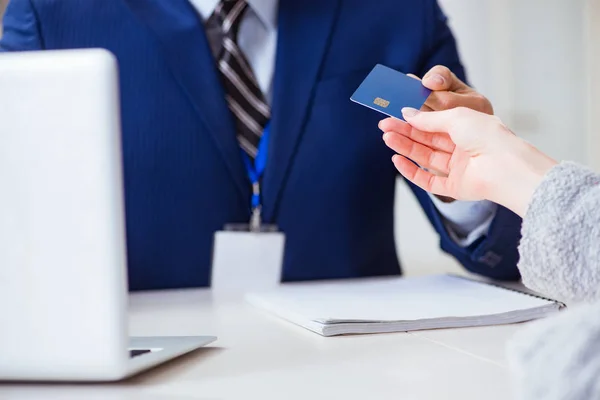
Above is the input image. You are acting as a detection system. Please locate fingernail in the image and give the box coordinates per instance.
[428,74,445,86]
[402,107,419,118]
[382,132,390,141]
[391,155,397,163]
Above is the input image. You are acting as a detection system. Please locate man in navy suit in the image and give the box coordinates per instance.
[0,0,522,290]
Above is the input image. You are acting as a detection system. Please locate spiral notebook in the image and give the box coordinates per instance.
[246,274,564,337]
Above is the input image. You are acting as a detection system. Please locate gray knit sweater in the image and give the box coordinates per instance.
[506,162,600,400]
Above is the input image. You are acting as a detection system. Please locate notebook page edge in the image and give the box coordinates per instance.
[245,292,328,335]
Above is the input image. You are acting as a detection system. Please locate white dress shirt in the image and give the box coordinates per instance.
[188,0,497,246]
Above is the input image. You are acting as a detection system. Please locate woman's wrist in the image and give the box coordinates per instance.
[504,139,557,217]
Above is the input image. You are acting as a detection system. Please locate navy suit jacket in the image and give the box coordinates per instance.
[1,0,522,290]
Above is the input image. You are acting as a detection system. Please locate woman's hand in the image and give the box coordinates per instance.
[379,107,557,217]
[408,65,494,203]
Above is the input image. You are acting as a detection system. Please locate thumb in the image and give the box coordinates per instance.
[422,65,468,92]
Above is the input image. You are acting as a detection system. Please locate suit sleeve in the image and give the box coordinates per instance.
[0,0,44,52]
[405,0,522,281]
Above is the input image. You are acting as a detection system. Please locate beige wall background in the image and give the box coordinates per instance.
[399,0,596,275]
[585,0,600,171]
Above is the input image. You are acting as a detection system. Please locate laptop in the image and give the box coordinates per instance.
[0,49,216,382]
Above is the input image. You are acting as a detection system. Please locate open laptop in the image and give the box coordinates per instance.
[0,49,216,382]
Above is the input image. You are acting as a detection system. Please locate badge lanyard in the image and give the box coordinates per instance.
[241,122,270,232]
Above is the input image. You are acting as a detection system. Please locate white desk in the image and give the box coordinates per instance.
[0,287,527,400]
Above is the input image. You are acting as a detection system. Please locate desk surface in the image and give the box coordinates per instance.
[0,286,527,400]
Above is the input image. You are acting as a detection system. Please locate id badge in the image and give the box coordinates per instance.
[210,223,285,293]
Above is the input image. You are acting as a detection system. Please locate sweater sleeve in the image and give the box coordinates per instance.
[518,161,600,303]
[507,301,600,400]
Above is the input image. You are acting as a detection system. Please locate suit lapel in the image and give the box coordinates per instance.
[123,0,249,203]
[263,0,341,222]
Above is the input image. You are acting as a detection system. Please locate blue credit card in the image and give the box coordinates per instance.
[350,64,432,120]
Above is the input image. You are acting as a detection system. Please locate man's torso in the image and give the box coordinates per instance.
[10,0,449,289]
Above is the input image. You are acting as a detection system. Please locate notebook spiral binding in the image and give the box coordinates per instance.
[451,274,567,309]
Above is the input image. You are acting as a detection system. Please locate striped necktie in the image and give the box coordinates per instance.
[209,0,270,161]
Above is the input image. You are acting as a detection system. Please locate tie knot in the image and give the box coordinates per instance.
[212,0,249,40]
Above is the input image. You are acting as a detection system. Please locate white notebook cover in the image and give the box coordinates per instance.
[246,274,563,336]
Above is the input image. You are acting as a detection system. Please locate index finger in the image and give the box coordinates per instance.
[424,91,490,114]
[379,117,455,153]
[400,107,465,134]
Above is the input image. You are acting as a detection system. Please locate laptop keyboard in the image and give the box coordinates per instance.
[129,349,151,358]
